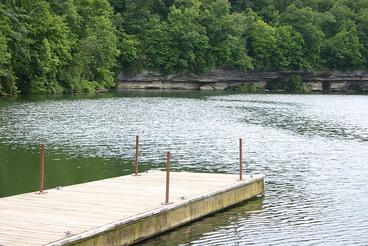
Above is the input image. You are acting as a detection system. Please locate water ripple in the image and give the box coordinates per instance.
[1,93,368,245]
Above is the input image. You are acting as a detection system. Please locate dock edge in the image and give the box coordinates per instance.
[47,174,265,246]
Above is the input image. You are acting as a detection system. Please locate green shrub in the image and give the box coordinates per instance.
[286,75,305,92]
[230,83,264,93]
[79,80,99,93]
[266,76,306,93]
[266,78,284,91]
[63,79,100,94]
[322,82,331,93]
[346,83,364,94]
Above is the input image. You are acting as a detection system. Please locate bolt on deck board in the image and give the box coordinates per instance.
[0,171,265,246]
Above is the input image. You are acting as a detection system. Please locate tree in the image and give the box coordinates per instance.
[118,34,140,74]
[329,2,355,32]
[356,8,368,67]
[0,31,13,95]
[318,11,337,38]
[259,4,280,24]
[3,0,73,94]
[303,0,335,12]
[165,5,210,73]
[61,0,120,93]
[140,16,171,72]
[200,0,252,70]
[1,0,368,95]
[0,3,15,95]
[246,19,276,70]
[321,26,364,70]
[73,16,119,89]
[272,25,306,70]
[280,4,324,68]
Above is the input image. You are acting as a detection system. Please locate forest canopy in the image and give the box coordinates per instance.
[0,0,367,95]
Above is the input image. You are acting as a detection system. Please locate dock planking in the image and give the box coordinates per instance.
[0,171,264,246]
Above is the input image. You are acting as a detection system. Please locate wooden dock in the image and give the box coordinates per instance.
[0,171,264,246]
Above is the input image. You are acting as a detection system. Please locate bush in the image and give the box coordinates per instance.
[286,75,305,92]
[322,81,331,93]
[346,83,363,94]
[230,83,264,93]
[64,79,99,94]
[266,76,306,93]
[266,78,284,91]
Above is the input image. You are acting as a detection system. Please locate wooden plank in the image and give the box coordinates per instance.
[0,171,263,246]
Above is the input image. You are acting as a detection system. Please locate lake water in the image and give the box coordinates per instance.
[1,91,368,245]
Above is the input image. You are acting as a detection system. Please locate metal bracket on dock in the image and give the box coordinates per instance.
[36,191,48,195]
[161,202,173,205]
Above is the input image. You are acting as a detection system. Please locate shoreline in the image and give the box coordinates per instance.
[118,70,368,94]
[1,88,368,98]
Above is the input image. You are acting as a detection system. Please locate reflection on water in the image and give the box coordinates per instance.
[1,92,368,244]
[142,199,263,246]
[0,144,148,197]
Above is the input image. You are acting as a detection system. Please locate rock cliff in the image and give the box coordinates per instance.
[118,70,368,93]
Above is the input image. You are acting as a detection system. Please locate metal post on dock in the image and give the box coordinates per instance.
[162,151,172,205]
[239,138,243,181]
[134,135,139,176]
[39,144,46,194]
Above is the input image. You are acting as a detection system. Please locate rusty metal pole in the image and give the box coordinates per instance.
[39,144,45,193]
[134,135,139,176]
[164,151,171,204]
[239,138,243,180]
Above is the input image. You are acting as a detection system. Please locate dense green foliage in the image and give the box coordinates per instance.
[266,76,307,93]
[0,0,119,95]
[1,0,368,95]
[230,83,264,93]
[112,0,368,75]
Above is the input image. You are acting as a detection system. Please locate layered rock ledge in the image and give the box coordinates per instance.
[118,70,368,93]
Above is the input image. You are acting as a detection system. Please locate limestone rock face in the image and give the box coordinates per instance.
[304,81,322,91]
[212,83,229,90]
[118,69,368,92]
[330,82,346,92]
[199,85,215,91]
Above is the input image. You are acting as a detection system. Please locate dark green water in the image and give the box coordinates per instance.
[1,91,368,245]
